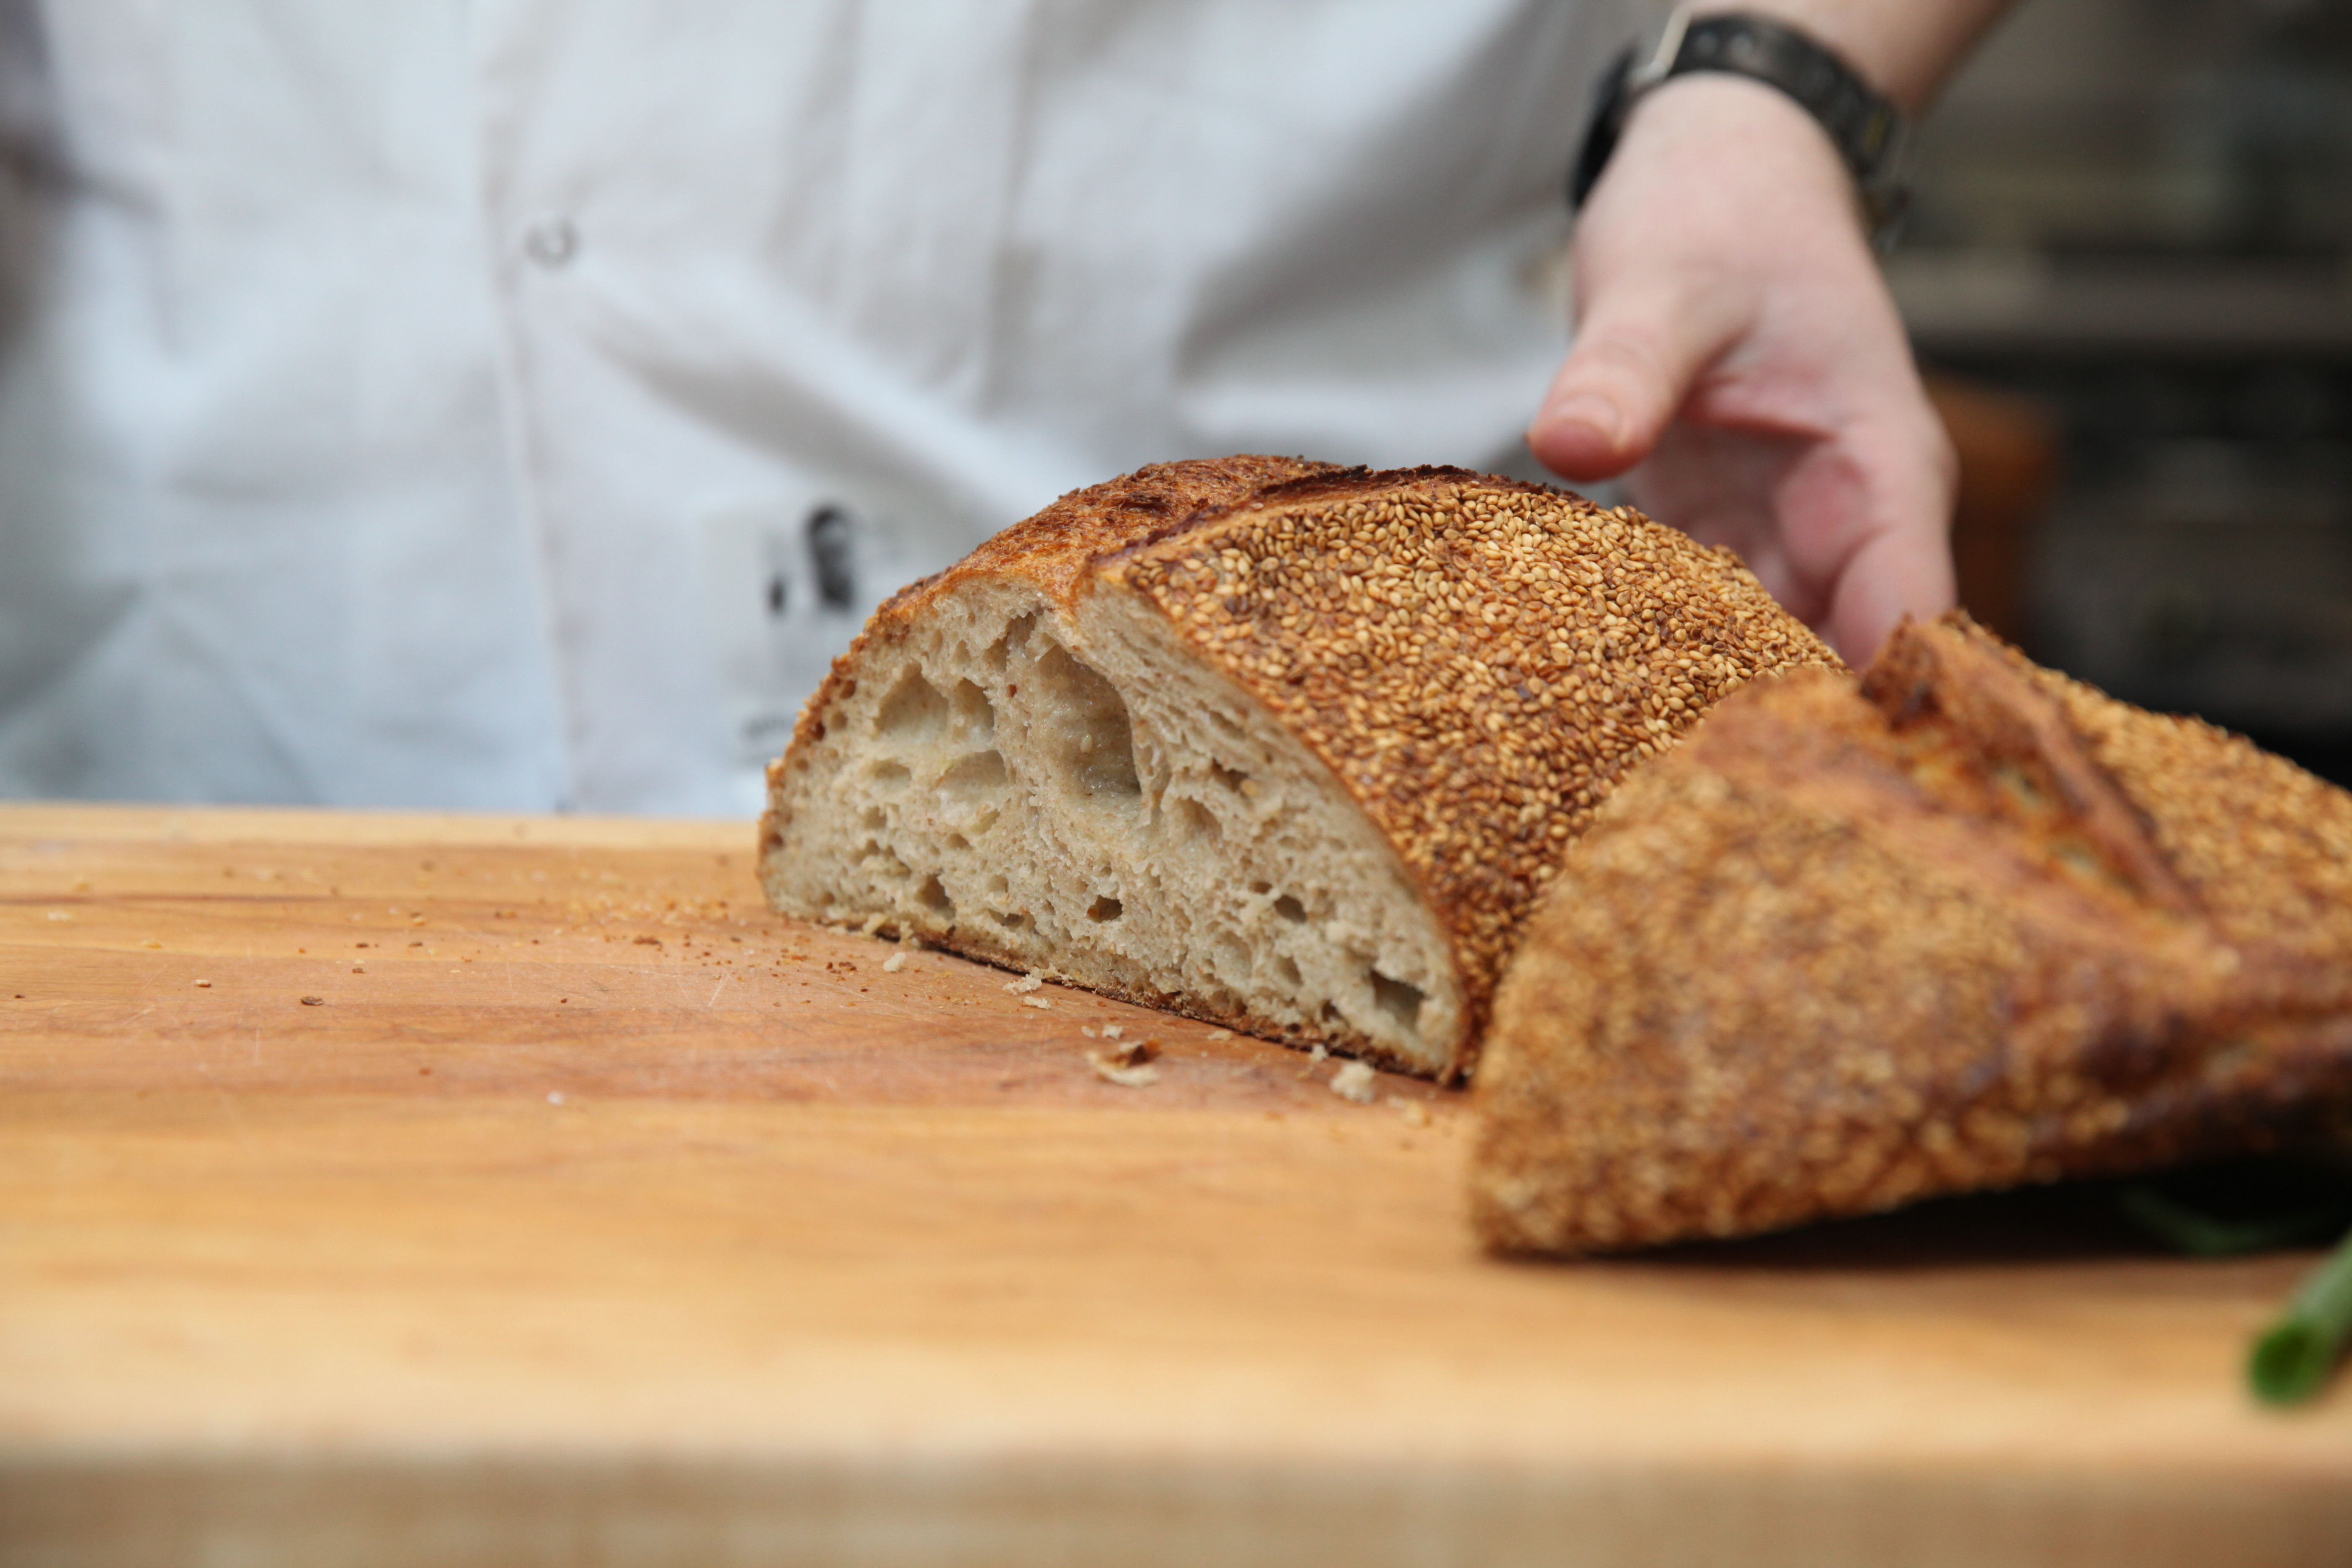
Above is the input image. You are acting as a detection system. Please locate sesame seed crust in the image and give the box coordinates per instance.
[1470,613,2352,1256]
[1105,466,1837,1054]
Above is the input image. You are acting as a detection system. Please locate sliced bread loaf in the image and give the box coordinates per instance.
[758,457,1835,1078]
[1472,614,2352,1253]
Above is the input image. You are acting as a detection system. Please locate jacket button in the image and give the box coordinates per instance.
[522,215,579,268]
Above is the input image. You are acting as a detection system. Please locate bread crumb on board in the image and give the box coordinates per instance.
[1394,1098,1432,1127]
[1022,995,1053,1011]
[882,951,907,973]
[1099,1037,1158,1069]
[1005,973,1044,994]
[1088,1037,1161,1088]
[1101,1023,1124,1039]
[1330,1060,1378,1104]
[1207,1028,1232,1041]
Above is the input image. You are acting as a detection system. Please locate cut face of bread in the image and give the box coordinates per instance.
[769,578,1459,1065]
[1471,614,2352,1254]
[760,457,1836,1078]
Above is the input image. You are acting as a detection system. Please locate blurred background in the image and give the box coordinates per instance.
[8,2,2348,802]
[1893,0,2352,784]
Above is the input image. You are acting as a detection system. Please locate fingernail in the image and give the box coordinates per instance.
[1542,394,1624,448]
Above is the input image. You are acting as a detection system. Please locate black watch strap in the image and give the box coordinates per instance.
[1570,8,1912,245]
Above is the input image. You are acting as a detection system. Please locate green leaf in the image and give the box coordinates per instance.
[2249,1225,2352,1408]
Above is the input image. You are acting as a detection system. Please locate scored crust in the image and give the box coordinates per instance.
[760,457,1836,1078]
[1471,613,2352,1253]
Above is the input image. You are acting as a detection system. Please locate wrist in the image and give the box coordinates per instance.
[1571,10,1914,248]
[1594,70,1868,246]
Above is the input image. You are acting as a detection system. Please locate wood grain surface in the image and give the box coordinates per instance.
[3,802,2350,1568]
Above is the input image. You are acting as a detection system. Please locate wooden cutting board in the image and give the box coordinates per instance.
[4,802,2350,1568]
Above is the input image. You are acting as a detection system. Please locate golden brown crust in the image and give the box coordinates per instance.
[1109,468,1838,1053]
[1470,613,2352,1254]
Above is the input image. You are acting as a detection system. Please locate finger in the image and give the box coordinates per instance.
[1788,405,1957,663]
[1527,283,1744,482]
[1819,521,1956,666]
[1809,428,1956,663]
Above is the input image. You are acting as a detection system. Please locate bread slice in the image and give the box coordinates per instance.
[758,457,1835,1078]
[1471,613,2352,1253]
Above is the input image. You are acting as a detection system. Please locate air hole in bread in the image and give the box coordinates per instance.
[869,761,910,787]
[1369,970,1425,1037]
[984,613,1036,671]
[952,679,997,740]
[917,875,952,916]
[1215,934,1250,978]
[1087,895,1123,922]
[876,670,949,740]
[1211,761,1248,794]
[1273,894,1308,924]
[1276,956,1302,986]
[1034,641,1140,801]
[938,750,1007,795]
[1175,797,1221,843]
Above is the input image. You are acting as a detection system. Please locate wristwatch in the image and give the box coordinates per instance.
[1569,7,1913,248]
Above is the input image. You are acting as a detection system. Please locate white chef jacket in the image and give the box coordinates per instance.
[0,0,1634,816]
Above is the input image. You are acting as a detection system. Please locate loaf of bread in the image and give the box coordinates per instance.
[1472,613,2352,1253]
[758,457,1835,1078]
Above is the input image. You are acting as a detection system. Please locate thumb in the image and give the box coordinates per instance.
[1528,283,1742,482]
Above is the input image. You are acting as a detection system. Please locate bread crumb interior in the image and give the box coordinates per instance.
[762,580,1460,1074]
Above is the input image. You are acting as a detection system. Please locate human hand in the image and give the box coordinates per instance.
[1527,73,1955,664]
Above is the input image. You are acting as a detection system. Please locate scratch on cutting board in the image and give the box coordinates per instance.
[706,973,730,1009]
